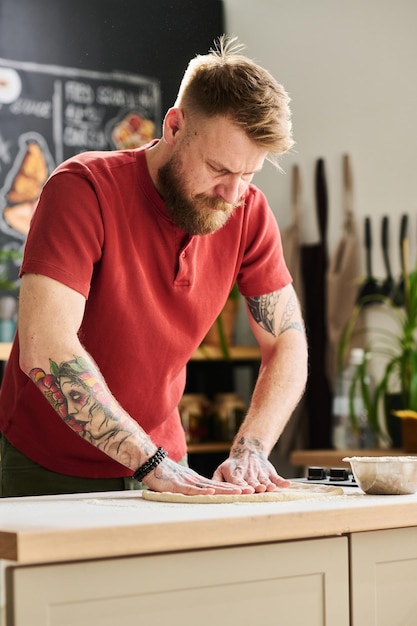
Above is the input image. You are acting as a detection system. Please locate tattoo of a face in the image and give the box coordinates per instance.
[29,356,135,454]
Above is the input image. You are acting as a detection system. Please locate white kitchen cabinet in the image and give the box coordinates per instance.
[3,490,417,625]
[6,536,349,626]
[350,527,417,626]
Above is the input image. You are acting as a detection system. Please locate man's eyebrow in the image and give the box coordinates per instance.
[207,158,261,176]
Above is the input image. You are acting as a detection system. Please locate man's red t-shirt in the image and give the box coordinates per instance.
[0,147,291,478]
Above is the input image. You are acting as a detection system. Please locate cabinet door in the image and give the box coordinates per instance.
[350,527,417,626]
[0,560,11,626]
[6,537,349,626]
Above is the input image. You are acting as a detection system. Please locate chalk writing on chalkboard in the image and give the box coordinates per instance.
[0,58,161,313]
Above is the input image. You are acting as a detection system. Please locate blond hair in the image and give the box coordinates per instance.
[175,36,294,164]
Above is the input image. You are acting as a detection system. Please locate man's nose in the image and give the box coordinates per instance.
[214,175,244,205]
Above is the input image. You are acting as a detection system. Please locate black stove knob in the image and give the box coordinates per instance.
[329,467,349,481]
[307,466,327,480]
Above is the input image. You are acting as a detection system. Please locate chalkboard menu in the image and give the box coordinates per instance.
[0,0,224,335]
[0,57,161,329]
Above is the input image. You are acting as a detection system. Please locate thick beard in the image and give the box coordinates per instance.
[157,155,240,235]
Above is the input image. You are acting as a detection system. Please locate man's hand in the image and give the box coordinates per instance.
[143,457,243,495]
[212,438,290,493]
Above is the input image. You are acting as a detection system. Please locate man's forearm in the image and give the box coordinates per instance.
[231,333,308,456]
[28,353,156,471]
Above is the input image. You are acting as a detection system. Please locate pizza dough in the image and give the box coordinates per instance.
[142,482,344,504]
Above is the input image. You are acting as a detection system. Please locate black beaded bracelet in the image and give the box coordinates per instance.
[132,447,168,482]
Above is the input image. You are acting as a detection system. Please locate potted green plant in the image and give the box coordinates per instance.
[0,247,22,342]
[339,241,417,451]
[0,248,22,292]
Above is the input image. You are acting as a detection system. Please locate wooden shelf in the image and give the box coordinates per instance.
[191,345,261,361]
[290,448,406,469]
[0,343,261,363]
[187,441,231,454]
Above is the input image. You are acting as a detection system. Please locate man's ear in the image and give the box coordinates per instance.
[163,107,185,145]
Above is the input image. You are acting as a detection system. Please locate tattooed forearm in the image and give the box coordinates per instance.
[230,436,265,459]
[29,355,149,467]
[247,291,281,336]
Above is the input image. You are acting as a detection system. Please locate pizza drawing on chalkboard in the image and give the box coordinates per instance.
[3,138,49,236]
[110,111,156,150]
[0,132,53,297]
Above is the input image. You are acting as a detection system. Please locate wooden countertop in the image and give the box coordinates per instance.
[290,448,406,469]
[1,488,417,565]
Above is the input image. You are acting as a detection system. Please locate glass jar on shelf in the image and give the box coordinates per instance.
[178,394,210,444]
[331,348,374,450]
[211,392,246,442]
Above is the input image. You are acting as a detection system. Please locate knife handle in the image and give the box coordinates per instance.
[400,213,408,243]
[365,216,372,249]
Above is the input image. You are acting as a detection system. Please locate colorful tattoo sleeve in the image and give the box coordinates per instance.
[30,356,135,454]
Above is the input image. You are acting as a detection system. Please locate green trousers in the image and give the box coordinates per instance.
[0,434,187,498]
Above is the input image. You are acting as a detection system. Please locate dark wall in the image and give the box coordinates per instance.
[0,0,224,298]
[0,0,225,118]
